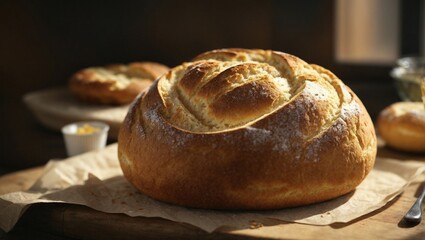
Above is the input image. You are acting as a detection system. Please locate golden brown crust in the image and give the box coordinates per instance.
[118,49,377,209]
[69,62,169,105]
[377,102,425,152]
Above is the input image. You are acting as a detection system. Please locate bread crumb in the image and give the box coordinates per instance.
[249,220,263,229]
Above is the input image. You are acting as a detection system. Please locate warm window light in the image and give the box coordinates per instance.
[335,0,400,64]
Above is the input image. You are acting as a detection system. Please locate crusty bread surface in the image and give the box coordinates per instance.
[118,49,377,209]
[69,62,169,105]
[377,102,425,152]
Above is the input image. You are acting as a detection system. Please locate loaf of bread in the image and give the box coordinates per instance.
[377,102,425,152]
[69,62,169,105]
[118,49,377,209]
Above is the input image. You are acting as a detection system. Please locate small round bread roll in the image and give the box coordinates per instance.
[118,49,377,209]
[377,102,425,152]
[69,62,169,105]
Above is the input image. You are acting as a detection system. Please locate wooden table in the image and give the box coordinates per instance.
[1,146,424,240]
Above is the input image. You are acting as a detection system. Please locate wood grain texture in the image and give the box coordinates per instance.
[1,145,424,239]
[0,167,43,195]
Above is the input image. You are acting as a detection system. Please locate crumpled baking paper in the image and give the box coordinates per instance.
[1,144,424,233]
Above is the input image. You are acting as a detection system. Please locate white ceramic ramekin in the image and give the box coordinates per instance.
[61,121,109,157]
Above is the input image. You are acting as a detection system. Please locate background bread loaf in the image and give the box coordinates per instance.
[377,102,425,152]
[69,62,169,105]
[118,49,377,209]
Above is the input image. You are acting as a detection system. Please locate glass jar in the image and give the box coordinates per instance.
[390,56,425,102]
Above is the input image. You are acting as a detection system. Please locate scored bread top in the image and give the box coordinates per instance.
[75,62,169,90]
[158,49,347,134]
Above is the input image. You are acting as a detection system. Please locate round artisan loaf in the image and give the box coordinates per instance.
[69,62,169,105]
[377,102,425,152]
[118,49,377,209]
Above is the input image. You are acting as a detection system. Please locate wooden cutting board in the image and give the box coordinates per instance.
[1,147,425,239]
[23,87,130,140]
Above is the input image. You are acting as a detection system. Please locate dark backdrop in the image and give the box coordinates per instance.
[0,0,402,171]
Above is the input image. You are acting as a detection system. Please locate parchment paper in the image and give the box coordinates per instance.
[1,144,424,233]
[23,87,129,139]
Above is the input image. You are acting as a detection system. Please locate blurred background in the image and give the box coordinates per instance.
[1,0,424,172]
